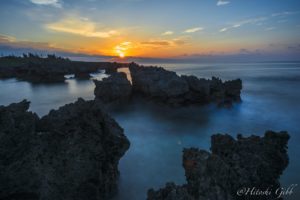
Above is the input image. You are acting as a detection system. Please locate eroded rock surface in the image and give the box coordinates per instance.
[0,99,130,200]
[94,72,132,105]
[129,63,242,106]
[147,131,290,200]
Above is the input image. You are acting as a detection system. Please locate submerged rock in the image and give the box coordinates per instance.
[0,99,130,200]
[94,72,132,105]
[147,131,290,200]
[129,63,242,106]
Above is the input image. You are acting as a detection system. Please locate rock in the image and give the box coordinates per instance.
[223,78,242,102]
[147,131,290,200]
[0,55,130,83]
[0,99,130,200]
[147,183,194,200]
[94,72,132,105]
[129,63,243,106]
[129,63,190,105]
[181,75,211,104]
[17,62,66,83]
[105,65,118,74]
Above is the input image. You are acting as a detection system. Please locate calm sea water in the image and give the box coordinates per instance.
[0,62,299,200]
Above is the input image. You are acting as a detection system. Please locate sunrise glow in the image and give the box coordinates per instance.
[119,52,125,58]
[0,0,299,61]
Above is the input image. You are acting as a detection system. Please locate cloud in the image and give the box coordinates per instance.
[184,27,203,33]
[46,16,118,38]
[0,35,16,43]
[219,27,228,32]
[217,0,230,6]
[0,34,63,53]
[173,38,186,45]
[219,10,299,34]
[141,41,171,46]
[239,48,252,54]
[265,27,275,31]
[287,44,300,51]
[162,31,174,36]
[0,34,118,60]
[115,41,132,56]
[30,0,62,8]
[271,11,299,17]
[234,17,267,28]
[220,17,268,33]
[140,37,187,47]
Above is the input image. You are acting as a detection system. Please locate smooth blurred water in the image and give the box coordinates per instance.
[0,62,299,200]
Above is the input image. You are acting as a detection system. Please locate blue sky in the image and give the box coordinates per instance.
[0,0,300,61]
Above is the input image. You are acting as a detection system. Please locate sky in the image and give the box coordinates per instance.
[0,0,300,62]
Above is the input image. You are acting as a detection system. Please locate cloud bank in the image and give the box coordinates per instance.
[46,17,118,38]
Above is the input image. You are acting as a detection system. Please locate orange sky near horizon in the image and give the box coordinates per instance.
[0,0,299,60]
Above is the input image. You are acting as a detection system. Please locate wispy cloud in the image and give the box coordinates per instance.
[162,31,174,36]
[265,27,276,31]
[219,10,299,33]
[46,16,118,38]
[0,34,61,52]
[30,0,62,8]
[115,41,132,56]
[217,0,230,6]
[184,27,203,33]
[271,11,299,17]
[219,17,267,32]
[0,34,16,43]
[141,40,171,46]
[219,27,228,32]
[141,37,187,47]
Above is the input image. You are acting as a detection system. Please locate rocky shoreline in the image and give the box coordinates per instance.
[94,63,242,107]
[0,55,126,83]
[0,98,290,200]
[0,99,130,200]
[0,60,291,200]
[147,131,290,200]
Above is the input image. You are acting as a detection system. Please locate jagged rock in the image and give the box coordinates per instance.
[129,63,190,105]
[129,63,242,106]
[148,183,194,200]
[147,131,290,200]
[94,72,132,105]
[223,79,243,101]
[0,55,132,83]
[0,99,130,200]
[105,65,118,74]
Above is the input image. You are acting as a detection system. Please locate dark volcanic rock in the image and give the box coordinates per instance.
[129,63,242,106]
[0,55,131,83]
[105,65,118,74]
[16,62,66,83]
[94,72,132,105]
[147,131,290,200]
[129,63,189,104]
[148,183,193,200]
[0,99,130,200]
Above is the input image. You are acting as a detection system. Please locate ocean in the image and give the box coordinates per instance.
[0,62,299,200]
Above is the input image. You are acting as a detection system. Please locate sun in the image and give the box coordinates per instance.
[119,52,125,58]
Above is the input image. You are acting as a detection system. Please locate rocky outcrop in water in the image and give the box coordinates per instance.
[94,72,132,105]
[129,63,242,106]
[0,55,129,83]
[0,99,130,200]
[147,131,290,200]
